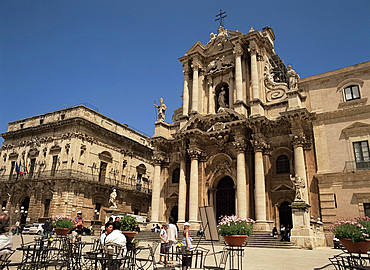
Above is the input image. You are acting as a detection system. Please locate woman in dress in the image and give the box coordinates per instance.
[182,222,192,251]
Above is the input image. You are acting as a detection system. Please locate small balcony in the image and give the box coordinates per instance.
[0,169,152,194]
[344,160,370,172]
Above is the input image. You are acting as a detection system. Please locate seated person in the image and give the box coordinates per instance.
[101,222,114,246]
[74,211,90,235]
[197,225,204,237]
[105,221,127,248]
[0,212,12,256]
[272,227,278,238]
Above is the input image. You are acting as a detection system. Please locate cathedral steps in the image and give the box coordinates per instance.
[135,230,300,249]
[246,231,300,249]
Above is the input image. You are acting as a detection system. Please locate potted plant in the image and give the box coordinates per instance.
[120,215,138,240]
[51,215,75,236]
[217,215,255,246]
[331,216,370,253]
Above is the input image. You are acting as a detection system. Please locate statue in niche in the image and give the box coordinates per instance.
[287,65,300,90]
[154,98,167,122]
[218,87,227,109]
[109,188,118,208]
[290,174,305,201]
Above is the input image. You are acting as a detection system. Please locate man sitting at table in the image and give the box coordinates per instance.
[105,221,126,248]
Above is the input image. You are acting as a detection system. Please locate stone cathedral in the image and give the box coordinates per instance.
[150,25,370,248]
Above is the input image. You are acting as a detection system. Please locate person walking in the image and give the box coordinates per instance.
[159,224,169,265]
[42,218,53,240]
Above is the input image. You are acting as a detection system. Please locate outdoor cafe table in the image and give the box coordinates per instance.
[162,247,209,270]
[84,251,131,270]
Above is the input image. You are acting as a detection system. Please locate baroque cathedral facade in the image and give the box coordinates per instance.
[150,25,370,247]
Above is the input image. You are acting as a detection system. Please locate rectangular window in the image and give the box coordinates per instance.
[353,141,370,170]
[344,85,360,101]
[29,159,36,177]
[99,162,107,182]
[9,161,15,180]
[44,199,51,217]
[365,203,370,218]
[51,156,58,176]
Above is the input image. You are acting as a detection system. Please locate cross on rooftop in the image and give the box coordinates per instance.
[215,9,227,27]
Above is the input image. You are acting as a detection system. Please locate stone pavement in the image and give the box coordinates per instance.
[9,234,341,269]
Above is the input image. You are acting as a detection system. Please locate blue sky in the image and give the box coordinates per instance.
[0,1,369,142]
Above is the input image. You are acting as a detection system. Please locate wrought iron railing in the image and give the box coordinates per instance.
[0,169,152,194]
[344,160,370,172]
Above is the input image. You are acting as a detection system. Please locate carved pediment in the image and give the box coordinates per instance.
[272,183,294,192]
[206,55,235,75]
[28,148,39,157]
[185,41,206,56]
[342,122,370,139]
[167,191,179,198]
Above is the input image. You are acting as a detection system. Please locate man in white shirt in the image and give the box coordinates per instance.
[0,212,13,257]
[105,221,127,247]
[167,217,178,263]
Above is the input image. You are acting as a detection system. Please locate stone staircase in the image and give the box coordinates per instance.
[134,230,300,249]
[246,231,299,249]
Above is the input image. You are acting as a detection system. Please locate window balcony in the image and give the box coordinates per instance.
[0,169,152,195]
[344,160,370,172]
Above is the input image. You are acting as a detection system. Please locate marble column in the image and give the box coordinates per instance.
[182,66,190,117]
[235,140,247,218]
[191,63,199,113]
[254,144,266,222]
[150,157,162,223]
[250,48,259,100]
[188,149,200,222]
[178,158,187,223]
[234,43,243,102]
[293,136,309,203]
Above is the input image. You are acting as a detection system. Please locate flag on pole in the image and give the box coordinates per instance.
[25,161,28,173]
[19,161,23,176]
[23,161,26,174]
[15,162,20,175]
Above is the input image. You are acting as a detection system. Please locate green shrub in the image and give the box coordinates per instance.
[120,215,138,231]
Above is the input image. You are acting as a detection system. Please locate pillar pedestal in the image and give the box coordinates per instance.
[290,200,325,249]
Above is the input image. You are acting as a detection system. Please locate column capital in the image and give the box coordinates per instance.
[251,134,269,152]
[291,134,306,147]
[233,43,244,58]
[152,156,164,166]
[187,149,202,160]
[233,139,247,153]
[191,62,201,71]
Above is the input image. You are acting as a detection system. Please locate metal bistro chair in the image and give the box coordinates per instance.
[14,244,50,270]
[0,248,15,270]
[204,247,230,270]
[133,241,160,270]
[103,243,131,270]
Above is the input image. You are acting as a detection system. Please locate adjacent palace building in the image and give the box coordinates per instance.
[1,24,369,247]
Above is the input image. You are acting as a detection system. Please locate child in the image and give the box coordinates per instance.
[159,223,169,264]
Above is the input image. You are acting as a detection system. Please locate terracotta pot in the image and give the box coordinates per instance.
[122,231,138,240]
[54,228,70,236]
[223,235,248,247]
[339,239,370,254]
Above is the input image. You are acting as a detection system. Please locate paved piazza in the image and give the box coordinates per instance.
[9,234,341,269]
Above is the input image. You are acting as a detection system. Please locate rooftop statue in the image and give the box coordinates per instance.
[109,188,117,208]
[287,65,300,90]
[154,98,167,122]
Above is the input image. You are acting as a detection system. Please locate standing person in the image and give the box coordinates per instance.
[280,224,286,241]
[167,217,177,264]
[0,212,12,256]
[15,220,20,235]
[182,222,192,251]
[42,218,53,240]
[159,224,169,265]
[101,222,114,246]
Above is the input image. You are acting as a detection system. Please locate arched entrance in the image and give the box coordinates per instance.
[216,176,235,222]
[279,201,293,229]
[170,206,178,224]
